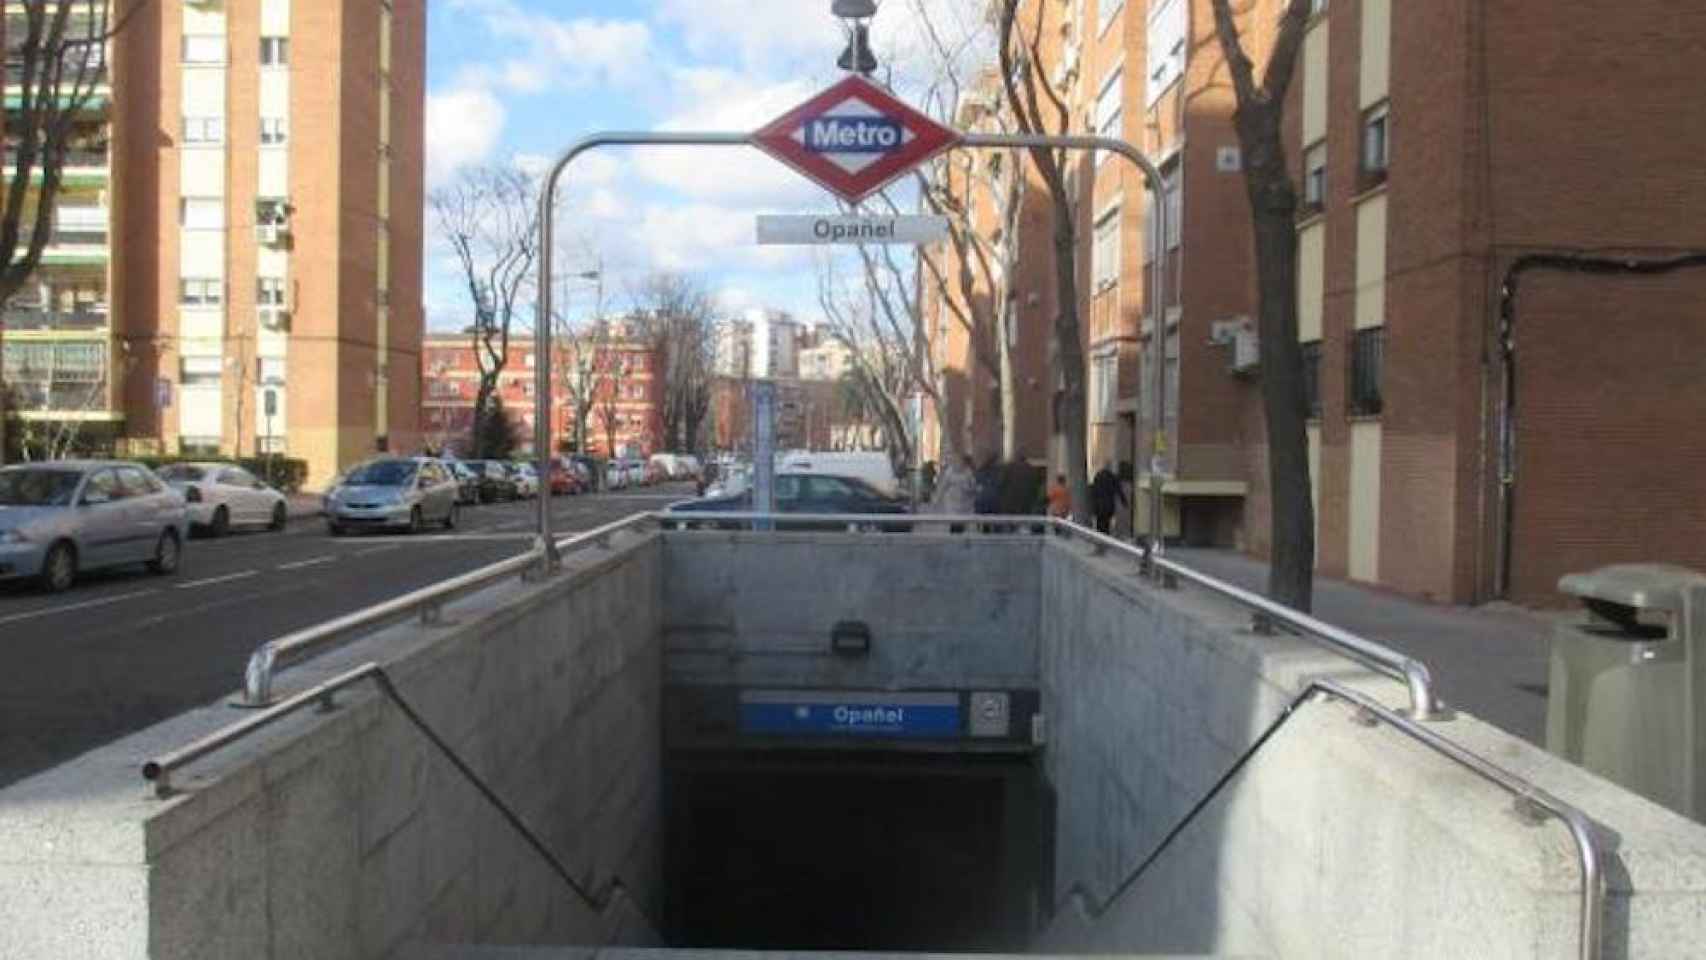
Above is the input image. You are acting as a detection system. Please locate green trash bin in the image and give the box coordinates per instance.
[1547,563,1706,822]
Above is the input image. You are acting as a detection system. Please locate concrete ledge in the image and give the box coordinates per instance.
[0,531,667,960]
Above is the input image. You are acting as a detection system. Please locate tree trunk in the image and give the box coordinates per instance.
[1051,221,1091,522]
[472,375,496,459]
[1240,116,1315,613]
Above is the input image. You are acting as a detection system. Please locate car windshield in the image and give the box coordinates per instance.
[157,464,207,482]
[342,460,417,487]
[0,468,83,507]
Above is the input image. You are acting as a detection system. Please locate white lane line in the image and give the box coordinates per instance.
[353,544,402,557]
[0,589,158,626]
[338,534,532,546]
[277,555,336,571]
[175,570,260,590]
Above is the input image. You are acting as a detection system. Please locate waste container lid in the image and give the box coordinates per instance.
[1558,563,1706,612]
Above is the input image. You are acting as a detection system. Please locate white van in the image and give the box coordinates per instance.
[777,451,898,497]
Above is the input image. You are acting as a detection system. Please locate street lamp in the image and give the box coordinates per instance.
[832,0,878,76]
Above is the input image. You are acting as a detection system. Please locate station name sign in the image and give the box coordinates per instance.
[755,214,949,246]
[739,690,961,738]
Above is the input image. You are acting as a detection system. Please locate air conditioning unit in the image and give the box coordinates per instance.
[255,223,290,247]
[260,308,291,332]
[1231,327,1260,374]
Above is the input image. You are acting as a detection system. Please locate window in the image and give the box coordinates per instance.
[256,198,289,225]
[260,117,288,145]
[182,116,224,144]
[1303,141,1327,210]
[1361,102,1390,186]
[1163,164,1182,250]
[259,358,285,384]
[1092,351,1118,423]
[1092,205,1121,292]
[1301,340,1323,419]
[1094,65,1123,167]
[1146,0,1187,104]
[82,470,123,505]
[1349,326,1384,416]
[181,355,224,386]
[257,277,286,306]
[259,37,289,66]
[180,197,224,230]
[182,34,224,64]
[179,277,223,305]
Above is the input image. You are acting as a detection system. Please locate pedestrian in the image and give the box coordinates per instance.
[920,460,938,503]
[1046,473,1070,518]
[973,454,1003,516]
[935,453,977,515]
[1091,461,1126,534]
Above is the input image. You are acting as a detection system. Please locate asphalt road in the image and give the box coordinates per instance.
[0,483,693,788]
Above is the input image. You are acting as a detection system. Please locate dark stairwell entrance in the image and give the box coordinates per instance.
[662,750,1047,952]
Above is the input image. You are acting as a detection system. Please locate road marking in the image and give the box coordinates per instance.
[277,555,336,571]
[353,544,402,557]
[0,589,158,626]
[175,570,259,590]
[340,534,534,545]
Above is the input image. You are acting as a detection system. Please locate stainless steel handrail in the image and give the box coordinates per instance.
[238,513,659,707]
[1314,679,1603,960]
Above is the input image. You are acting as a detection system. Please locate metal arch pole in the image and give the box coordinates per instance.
[535,132,752,568]
[960,133,1168,562]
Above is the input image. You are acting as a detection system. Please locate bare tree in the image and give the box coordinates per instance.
[0,0,146,462]
[430,165,540,461]
[593,331,631,460]
[630,273,716,454]
[817,248,935,474]
[550,264,608,456]
[996,0,1089,521]
[1210,0,1315,611]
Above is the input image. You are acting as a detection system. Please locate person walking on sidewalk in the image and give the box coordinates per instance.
[1046,473,1071,518]
[1091,462,1126,534]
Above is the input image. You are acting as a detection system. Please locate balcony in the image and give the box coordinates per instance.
[3,304,109,331]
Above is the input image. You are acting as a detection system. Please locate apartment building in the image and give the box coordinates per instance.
[422,327,662,460]
[102,0,427,488]
[928,0,1706,604]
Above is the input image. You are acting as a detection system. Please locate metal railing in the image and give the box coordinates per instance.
[237,512,658,707]
[1054,677,1602,960]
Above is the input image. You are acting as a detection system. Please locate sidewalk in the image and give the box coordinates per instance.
[1168,547,1560,745]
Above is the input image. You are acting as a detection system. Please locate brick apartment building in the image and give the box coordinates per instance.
[421,326,662,459]
[924,0,1706,604]
[1,0,427,489]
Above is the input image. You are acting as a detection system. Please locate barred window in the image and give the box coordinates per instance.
[1349,327,1384,416]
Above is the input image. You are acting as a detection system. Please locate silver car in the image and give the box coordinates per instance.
[157,462,289,536]
[0,461,190,592]
[323,457,459,535]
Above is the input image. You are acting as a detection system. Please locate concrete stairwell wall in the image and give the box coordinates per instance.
[0,532,667,960]
[1035,537,1706,958]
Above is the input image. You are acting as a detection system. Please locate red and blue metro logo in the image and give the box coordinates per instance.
[752,74,961,205]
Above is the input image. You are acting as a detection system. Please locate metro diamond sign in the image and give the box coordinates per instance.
[752,75,961,205]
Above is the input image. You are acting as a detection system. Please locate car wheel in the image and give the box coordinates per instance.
[209,506,230,538]
[38,541,77,593]
[147,530,181,575]
[409,506,424,534]
[269,502,287,531]
[443,504,458,531]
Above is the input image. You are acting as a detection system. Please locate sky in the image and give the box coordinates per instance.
[422,0,988,332]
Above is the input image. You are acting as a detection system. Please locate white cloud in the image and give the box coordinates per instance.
[655,0,838,71]
[425,83,506,188]
[629,70,827,205]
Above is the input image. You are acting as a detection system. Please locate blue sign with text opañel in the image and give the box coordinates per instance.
[739,691,961,738]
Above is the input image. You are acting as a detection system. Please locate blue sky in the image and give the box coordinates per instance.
[423,0,979,331]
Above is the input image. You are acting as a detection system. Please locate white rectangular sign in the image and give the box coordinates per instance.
[755,214,949,245]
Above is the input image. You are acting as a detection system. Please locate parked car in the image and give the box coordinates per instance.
[0,461,189,592]
[547,460,580,496]
[509,462,540,499]
[568,455,602,492]
[604,461,629,491]
[156,462,288,537]
[448,461,482,505]
[463,461,518,502]
[324,457,459,535]
[644,459,668,485]
[623,460,649,487]
[668,472,909,529]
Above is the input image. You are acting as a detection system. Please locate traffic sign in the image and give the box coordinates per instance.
[752,75,960,205]
[755,214,948,245]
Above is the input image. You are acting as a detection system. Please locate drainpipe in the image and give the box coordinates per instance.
[1495,250,1706,598]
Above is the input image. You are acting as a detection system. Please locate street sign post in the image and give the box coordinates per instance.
[755,213,948,245]
[752,74,960,205]
[751,380,777,529]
